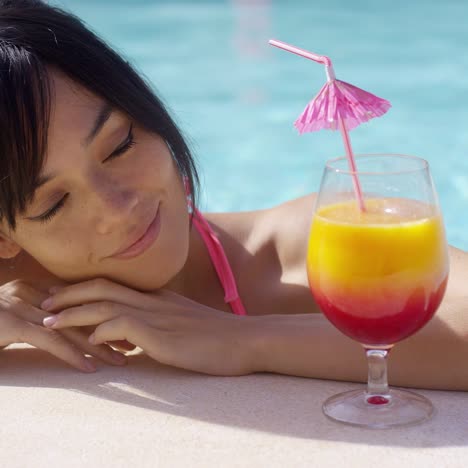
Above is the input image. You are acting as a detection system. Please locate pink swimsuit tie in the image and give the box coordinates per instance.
[191,206,247,316]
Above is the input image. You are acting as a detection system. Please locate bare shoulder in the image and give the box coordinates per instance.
[267,193,317,270]
[202,193,318,315]
[203,192,316,267]
[447,245,468,298]
[201,204,274,267]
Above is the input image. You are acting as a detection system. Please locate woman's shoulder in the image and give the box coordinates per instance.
[265,193,317,277]
[202,193,317,289]
[201,193,318,315]
[447,245,468,299]
[202,193,315,249]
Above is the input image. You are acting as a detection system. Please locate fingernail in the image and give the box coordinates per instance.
[43,316,57,327]
[41,298,53,310]
[83,360,96,372]
[49,286,61,294]
[111,351,127,364]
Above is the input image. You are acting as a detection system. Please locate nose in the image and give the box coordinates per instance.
[91,176,139,235]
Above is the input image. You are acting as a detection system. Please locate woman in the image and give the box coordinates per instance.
[1,0,467,389]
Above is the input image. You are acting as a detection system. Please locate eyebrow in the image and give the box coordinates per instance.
[33,102,114,192]
[82,102,114,148]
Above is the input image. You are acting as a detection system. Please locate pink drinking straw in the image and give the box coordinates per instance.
[269,39,390,212]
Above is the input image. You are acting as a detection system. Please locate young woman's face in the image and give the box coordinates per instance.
[2,69,191,290]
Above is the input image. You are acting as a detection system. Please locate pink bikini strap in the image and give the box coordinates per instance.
[191,208,247,316]
[184,177,247,316]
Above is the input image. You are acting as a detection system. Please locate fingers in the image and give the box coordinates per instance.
[19,321,97,373]
[107,340,137,352]
[0,279,48,308]
[13,304,50,326]
[58,328,128,367]
[1,283,129,370]
[90,316,156,352]
[43,302,138,329]
[80,325,137,351]
[9,305,127,367]
[41,278,154,313]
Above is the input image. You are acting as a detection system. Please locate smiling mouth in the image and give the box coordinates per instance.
[111,205,161,260]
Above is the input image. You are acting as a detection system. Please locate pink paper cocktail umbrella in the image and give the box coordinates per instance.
[269,39,392,211]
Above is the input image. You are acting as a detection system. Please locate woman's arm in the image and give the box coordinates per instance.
[3,211,467,389]
[251,245,468,391]
[39,246,467,390]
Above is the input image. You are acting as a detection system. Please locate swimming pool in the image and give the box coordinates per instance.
[57,0,468,250]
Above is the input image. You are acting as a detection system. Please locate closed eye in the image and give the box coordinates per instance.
[30,193,69,224]
[103,123,136,163]
[29,123,136,224]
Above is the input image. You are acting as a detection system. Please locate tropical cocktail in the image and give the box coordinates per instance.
[307,154,449,428]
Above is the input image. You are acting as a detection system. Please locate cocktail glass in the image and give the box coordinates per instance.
[307,154,449,428]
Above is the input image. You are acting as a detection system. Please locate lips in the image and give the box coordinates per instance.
[110,205,161,260]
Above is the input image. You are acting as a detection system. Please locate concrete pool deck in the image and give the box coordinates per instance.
[1,343,467,467]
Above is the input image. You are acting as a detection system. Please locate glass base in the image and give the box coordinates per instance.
[323,388,434,429]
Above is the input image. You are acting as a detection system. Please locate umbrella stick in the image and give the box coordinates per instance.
[338,116,366,212]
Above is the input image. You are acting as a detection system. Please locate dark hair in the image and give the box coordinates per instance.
[0,0,199,230]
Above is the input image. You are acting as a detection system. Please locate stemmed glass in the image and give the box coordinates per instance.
[307,154,449,428]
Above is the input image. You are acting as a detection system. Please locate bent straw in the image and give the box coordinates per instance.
[269,39,366,212]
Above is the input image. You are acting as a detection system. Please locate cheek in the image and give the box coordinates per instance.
[133,185,190,290]
[91,208,190,292]
[17,226,93,280]
[136,134,176,181]
[153,204,190,288]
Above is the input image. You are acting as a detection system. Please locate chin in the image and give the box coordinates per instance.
[108,238,190,292]
[110,263,186,292]
[46,243,189,292]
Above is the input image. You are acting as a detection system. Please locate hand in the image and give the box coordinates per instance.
[41,278,259,376]
[0,279,128,372]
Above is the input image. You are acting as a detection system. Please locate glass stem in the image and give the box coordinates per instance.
[365,348,391,402]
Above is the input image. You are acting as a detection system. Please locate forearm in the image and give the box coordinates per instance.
[250,302,468,391]
[251,313,366,382]
[248,244,468,390]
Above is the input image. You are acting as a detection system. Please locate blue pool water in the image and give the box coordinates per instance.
[56,0,468,250]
